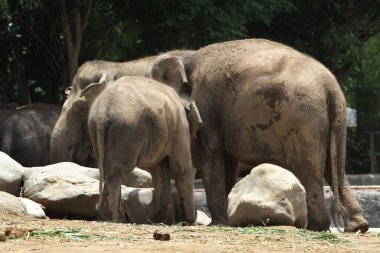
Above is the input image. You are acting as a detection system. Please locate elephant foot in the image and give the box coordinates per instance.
[210,217,229,226]
[344,217,369,233]
[306,221,330,232]
[98,210,127,223]
[177,220,197,226]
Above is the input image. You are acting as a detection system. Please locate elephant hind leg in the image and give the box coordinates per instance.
[324,172,369,233]
[303,179,331,231]
[98,155,127,223]
[170,155,197,225]
[293,161,330,231]
[150,159,176,225]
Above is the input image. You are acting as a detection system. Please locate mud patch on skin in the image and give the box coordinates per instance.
[255,110,282,131]
[257,121,273,131]
[257,83,290,108]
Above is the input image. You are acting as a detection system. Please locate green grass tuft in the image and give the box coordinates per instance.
[30,229,93,241]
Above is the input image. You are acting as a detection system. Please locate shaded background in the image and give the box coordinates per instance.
[0,0,379,173]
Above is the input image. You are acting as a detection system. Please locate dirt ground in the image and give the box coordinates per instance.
[1,214,379,253]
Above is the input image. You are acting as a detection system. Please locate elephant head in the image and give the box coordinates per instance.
[151,54,202,138]
[151,54,188,95]
[49,68,110,167]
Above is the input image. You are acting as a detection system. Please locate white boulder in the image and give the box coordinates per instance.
[22,166,99,218]
[19,197,46,219]
[0,191,45,219]
[227,163,307,228]
[0,152,24,196]
[28,162,152,188]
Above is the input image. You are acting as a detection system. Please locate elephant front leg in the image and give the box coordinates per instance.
[151,159,175,225]
[98,161,127,223]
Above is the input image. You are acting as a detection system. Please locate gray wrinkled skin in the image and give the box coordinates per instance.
[0,103,61,167]
[86,76,196,224]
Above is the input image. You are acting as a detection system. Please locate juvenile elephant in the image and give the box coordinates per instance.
[50,50,193,167]
[51,74,199,224]
[0,103,61,167]
[150,39,369,232]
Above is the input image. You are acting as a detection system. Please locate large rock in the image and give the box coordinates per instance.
[227,163,307,228]
[122,187,211,225]
[121,167,153,188]
[0,191,45,219]
[0,191,26,216]
[22,166,99,218]
[122,188,156,224]
[32,162,100,180]
[28,162,152,188]
[22,164,206,224]
[19,197,46,219]
[0,152,24,196]
[325,188,380,229]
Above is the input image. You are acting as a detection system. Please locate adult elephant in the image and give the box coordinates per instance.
[0,103,61,167]
[150,39,369,232]
[50,50,193,167]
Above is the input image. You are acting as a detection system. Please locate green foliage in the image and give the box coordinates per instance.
[247,0,380,173]
[0,0,379,172]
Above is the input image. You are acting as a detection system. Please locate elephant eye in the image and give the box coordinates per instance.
[65,87,73,97]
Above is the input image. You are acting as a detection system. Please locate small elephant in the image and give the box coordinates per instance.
[53,74,199,225]
[50,50,194,167]
[150,39,369,232]
[0,103,61,167]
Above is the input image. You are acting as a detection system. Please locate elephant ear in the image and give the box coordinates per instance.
[151,54,188,94]
[80,73,108,99]
[183,100,203,139]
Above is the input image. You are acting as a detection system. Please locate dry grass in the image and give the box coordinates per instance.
[1,214,379,252]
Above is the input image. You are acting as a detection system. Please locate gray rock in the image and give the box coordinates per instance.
[227,163,307,228]
[0,191,45,219]
[19,197,46,219]
[0,152,24,196]
[122,167,153,188]
[29,162,152,188]
[325,188,380,228]
[22,166,99,218]
[0,191,26,216]
[122,187,211,225]
[122,187,156,224]
[196,210,211,226]
[21,164,201,223]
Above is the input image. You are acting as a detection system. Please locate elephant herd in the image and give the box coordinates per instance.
[0,39,369,233]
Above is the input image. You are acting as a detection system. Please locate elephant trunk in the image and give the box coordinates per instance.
[49,112,72,163]
[49,104,96,167]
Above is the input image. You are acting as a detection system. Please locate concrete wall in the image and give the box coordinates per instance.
[347,174,380,185]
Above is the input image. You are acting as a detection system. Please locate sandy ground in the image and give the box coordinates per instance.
[1,214,379,253]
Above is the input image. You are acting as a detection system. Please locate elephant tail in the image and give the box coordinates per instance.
[93,118,106,207]
[326,86,347,231]
[88,112,105,208]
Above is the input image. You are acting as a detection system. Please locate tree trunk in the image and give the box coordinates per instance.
[13,43,31,105]
[60,0,93,83]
